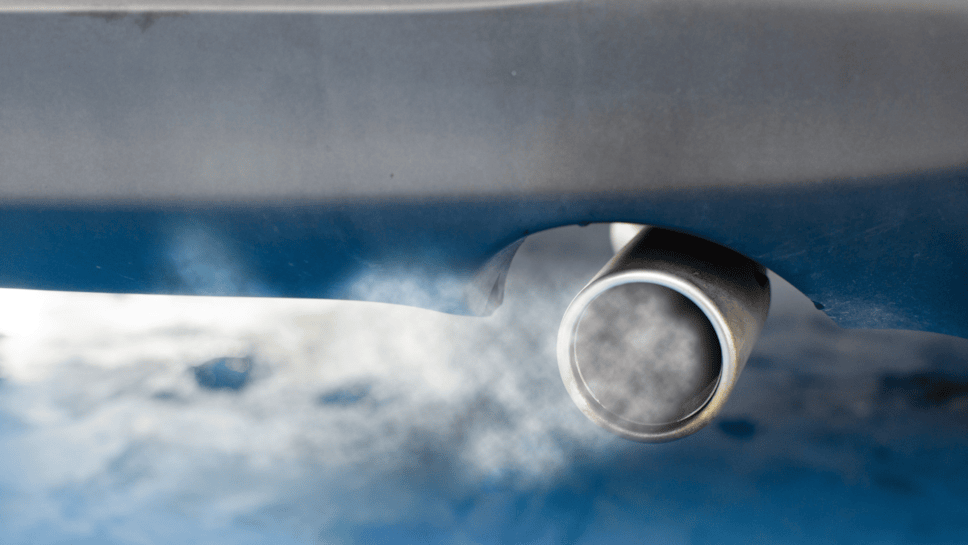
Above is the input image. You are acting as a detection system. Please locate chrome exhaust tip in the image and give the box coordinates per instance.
[557,228,770,442]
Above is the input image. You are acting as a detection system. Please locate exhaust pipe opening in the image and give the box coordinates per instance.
[572,280,723,426]
[557,228,770,442]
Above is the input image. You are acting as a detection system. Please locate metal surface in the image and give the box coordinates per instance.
[0,1,965,339]
[2,1,966,201]
[558,228,771,441]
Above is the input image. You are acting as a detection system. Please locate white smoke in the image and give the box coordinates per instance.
[0,225,619,543]
[2,224,967,544]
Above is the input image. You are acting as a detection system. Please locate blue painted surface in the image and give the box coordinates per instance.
[716,418,757,440]
[1,172,966,337]
[193,357,253,391]
[318,384,372,407]
[0,225,966,544]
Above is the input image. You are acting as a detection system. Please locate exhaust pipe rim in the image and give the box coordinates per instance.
[557,269,738,443]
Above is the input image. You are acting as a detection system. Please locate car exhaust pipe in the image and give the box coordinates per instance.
[557,227,770,442]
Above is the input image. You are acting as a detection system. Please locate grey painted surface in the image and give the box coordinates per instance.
[0,1,965,203]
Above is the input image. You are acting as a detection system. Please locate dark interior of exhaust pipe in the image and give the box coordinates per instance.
[573,282,722,426]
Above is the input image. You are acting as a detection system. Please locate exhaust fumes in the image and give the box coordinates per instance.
[558,227,771,442]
